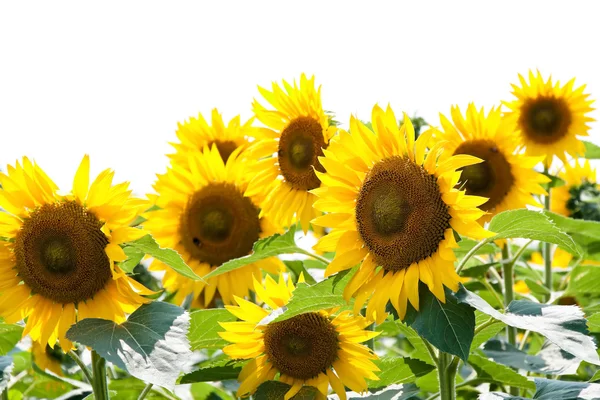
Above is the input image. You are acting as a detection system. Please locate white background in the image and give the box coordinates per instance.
[1,1,599,196]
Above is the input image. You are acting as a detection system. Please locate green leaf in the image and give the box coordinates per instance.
[189,308,237,351]
[455,239,498,257]
[456,286,600,365]
[587,312,600,332]
[119,246,145,274]
[204,226,314,280]
[83,391,118,400]
[180,358,245,384]
[395,323,435,365]
[0,356,13,394]
[533,378,600,399]
[469,353,536,390]
[127,235,202,281]
[542,172,566,189]
[283,260,317,285]
[461,262,500,279]
[483,339,580,375]
[488,210,581,256]
[367,357,434,389]
[67,302,192,389]
[191,382,235,400]
[479,391,529,399]
[0,324,23,355]
[590,369,600,383]
[471,312,505,351]
[583,141,600,159]
[404,285,475,361]
[349,384,420,399]
[567,265,600,295]
[543,211,600,258]
[272,269,355,323]
[524,278,551,295]
[109,378,170,399]
[254,381,318,400]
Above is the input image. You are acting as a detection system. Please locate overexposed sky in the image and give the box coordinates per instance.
[1,1,599,195]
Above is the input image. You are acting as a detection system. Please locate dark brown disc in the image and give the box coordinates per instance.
[208,140,238,163]
[518,96,572,144]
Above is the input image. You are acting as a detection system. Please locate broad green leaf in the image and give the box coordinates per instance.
[67,302,192,389]
[284,260,317,285]
[191,382,235,400]
[395,323,435,365]
[567,265,600,295]
[461,261,500,279]
[10,372,73,399]
[0,356,13,394]
[524,278,550,295]
[456,286,600,365]
[119,246,145,274]
[469,353,535,390]
[471,312,505,351]
[533,378,600,399]
[415,370,439,393]
[205,226,313,279]
[455,239,498,257]
[272,269,355,323]
[189,308,237,350]
[0,324,23,355]
[590,369,600,383]
[584,141,600,159]
[349,383,420,399]
[127,235,202,281]
[367,357,434,389]
[488,210,580,255]
[543,211,600,258]
[109,378,169,399]
[254,380,318,400]
[587,312,600,332]
[404,285,475,361]
[179,358,245,384]
[483,339,580,375]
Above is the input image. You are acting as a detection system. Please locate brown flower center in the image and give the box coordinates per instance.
[263,312,339,380]
[179,183,260,266]
[14,201,111,304]
[519,97,572,144]
[356,156,451,271]
[454,140,515,212]
[208,140,239,163]
[278,116,326,191]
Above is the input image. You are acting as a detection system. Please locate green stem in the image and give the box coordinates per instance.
[437,353,457,400]
[91,351,110,400]
[298,249,330,265]
[68,350,94,384]
[479,278,504,309]
[137,383,153,400]
[501,245,517,346]
[456,239,491,274]
[544,168,552,302]
[1,386,8,400]
[423,339,439,365]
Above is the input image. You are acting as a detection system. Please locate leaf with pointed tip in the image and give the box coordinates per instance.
[179,358,245,384]
[284,260,317,285]
[188,309,237,350]
[567,265,600,295]
[0,324,23,355]
[543,211,600,259]
[469,353,535,390]
[119,246,145,274]
[67,302,192,389]
[584,141,600,159]
[367,357,434,389]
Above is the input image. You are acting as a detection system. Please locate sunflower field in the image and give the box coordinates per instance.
[1,70,600,400]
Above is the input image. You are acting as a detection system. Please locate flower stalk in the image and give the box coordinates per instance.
[91,351,110,400]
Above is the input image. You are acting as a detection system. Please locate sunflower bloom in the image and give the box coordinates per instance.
[168,108,254,166]
[530,247,572,268]
[503,70,595,166]
[551,159,599,221]
[312,105,493,323]
[437,104,549,222]
[245,74,337,233]
[144,145,284,307]
[219,275,380,400]
[0,156,152,351]
[32,342,65,376]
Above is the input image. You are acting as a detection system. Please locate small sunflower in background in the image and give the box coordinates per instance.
[32,342,66,376]
[144,145,284,308]
[219,275,379,400]
[168,108,253,165]
[312,105,493,323]
[529,246,573,269]
[245,74,337,233]
[437,104,549,223]
[503,70,595,166]
[551,159,600,221]
[0,156,152,351]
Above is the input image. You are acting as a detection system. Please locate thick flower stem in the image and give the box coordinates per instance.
[437,353,457,400]
[1,388,8,400]
[543,184,552,302]
[91,351,110,400]
[501,245,517,346]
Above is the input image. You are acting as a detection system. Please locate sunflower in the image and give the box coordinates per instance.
[437,104,549,222]
[551,159,599,221]
[529,246,572,269]
[219,274,379,400]
[245,74,337,233]
[311,105,493,323]
[0,156,152,351]
[144,145,284,308]
[503,70,595,166]
[32,342,65,376]
[168,108,253,166]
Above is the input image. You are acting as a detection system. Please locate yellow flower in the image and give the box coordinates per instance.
[219,275,379,400]
[503,70,595,166]
[168,108,253,165]
[0,156,152,351]
[529,247,572,268]
[438,104,549,222]
[32,342,64,376]
[245,74,337,233]
[144,146,285,308]
[312,105,493,323]
[551,159,598,220]
[514,280,530,295]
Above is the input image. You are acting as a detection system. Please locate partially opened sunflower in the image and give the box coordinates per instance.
[312,105,493,323]
[219,275,379,400]
[551,159,599,221]
[0,156,152,351]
